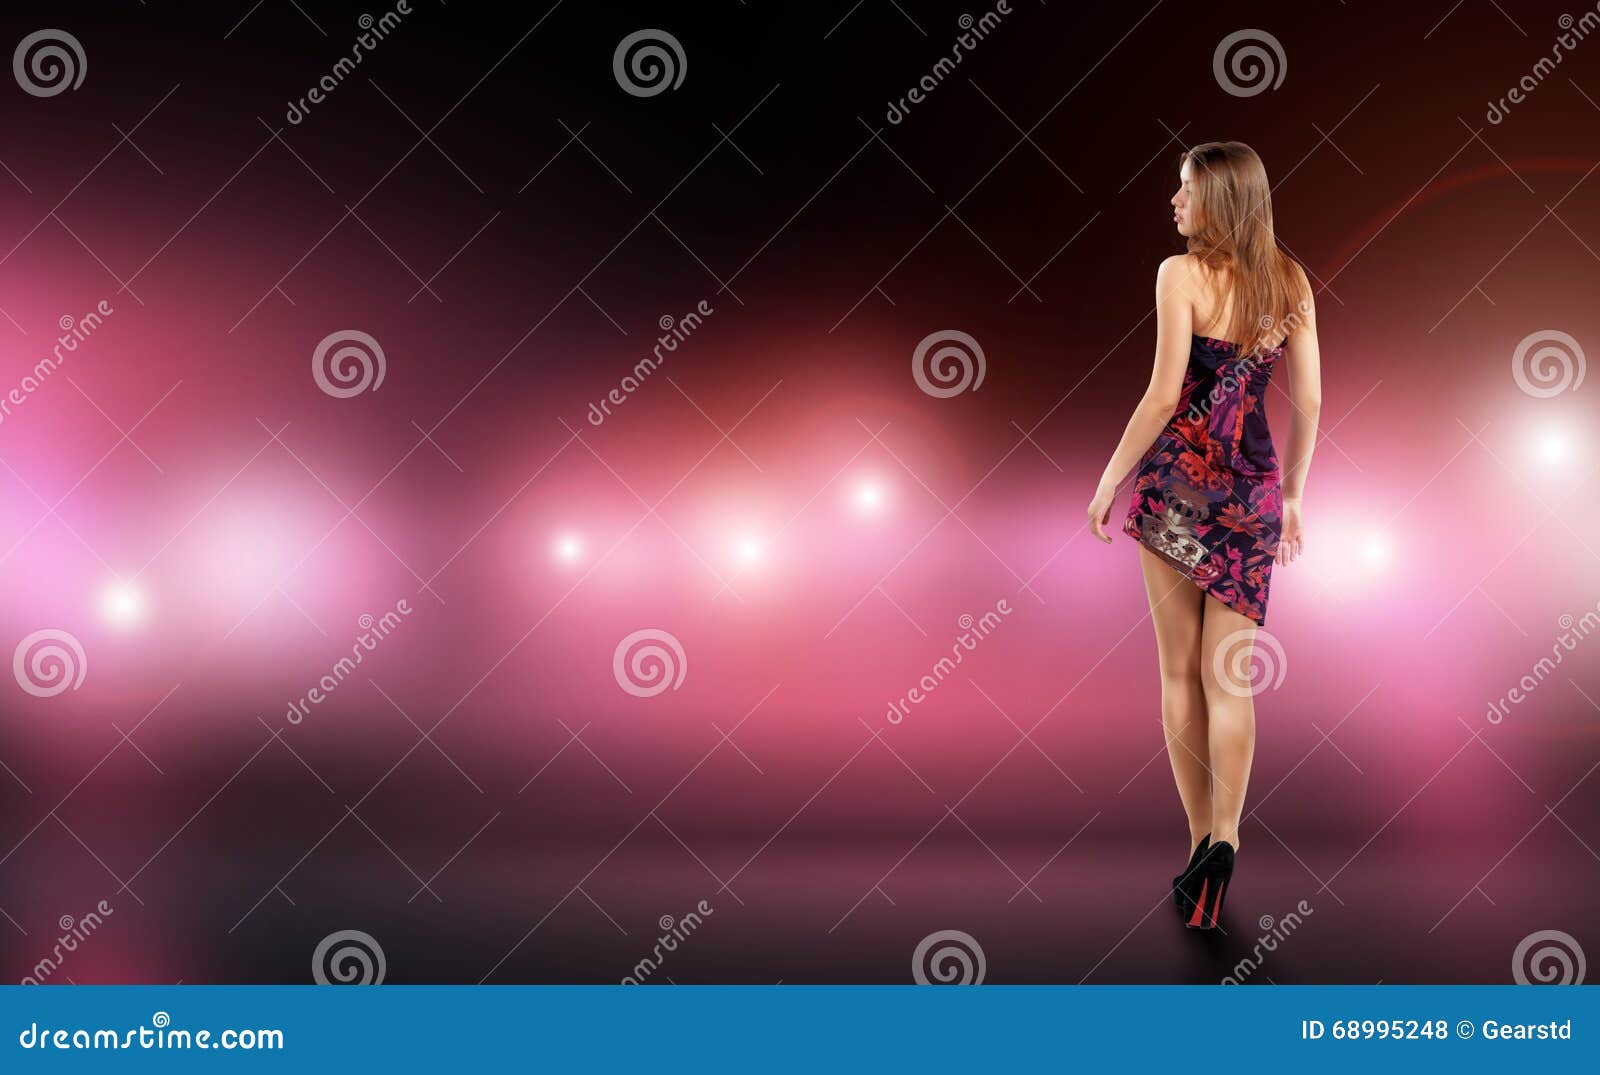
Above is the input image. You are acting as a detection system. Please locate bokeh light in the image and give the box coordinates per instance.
[552,533,584,565]
[100,579,147,628]
[853,478,887,515]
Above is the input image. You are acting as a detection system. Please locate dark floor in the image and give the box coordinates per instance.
[6,818,1593,985]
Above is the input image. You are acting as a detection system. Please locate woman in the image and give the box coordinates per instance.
[1086,142,1322,930]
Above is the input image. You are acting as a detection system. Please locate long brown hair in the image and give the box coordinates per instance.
[1180,142,1310,357]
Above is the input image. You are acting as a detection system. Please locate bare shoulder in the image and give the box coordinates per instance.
[1155,252,1204,294]
[1287,256,1312,297]
[1285,257,1316,322]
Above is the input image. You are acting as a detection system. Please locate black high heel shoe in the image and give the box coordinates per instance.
[1173,834,1210,919]
[1185,840,1235,930]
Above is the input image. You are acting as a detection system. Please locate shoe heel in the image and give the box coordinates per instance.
[1185,878,1210,929]
[1173,834,1210,920]
[1185,841,1235,930]
[1208,880,1226,927]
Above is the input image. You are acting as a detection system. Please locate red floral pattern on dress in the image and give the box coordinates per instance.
[1123,335,1284,625]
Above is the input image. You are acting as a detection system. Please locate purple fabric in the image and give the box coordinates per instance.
[1123,335,1284,624]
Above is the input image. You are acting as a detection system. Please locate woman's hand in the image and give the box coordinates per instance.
[1087,479,1118,544]
[1275,496,1304,564]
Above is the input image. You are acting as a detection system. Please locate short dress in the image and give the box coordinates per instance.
[1122,333,1284,624]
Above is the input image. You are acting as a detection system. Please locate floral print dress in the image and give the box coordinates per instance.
[1123,334,1284,624]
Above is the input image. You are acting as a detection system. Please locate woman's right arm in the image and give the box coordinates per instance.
[1276,276,1321,564]
[1087,255,1195,542]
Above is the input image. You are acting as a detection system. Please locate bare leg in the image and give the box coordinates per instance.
[1199,596,1259,851]
[1136,545,1210,855]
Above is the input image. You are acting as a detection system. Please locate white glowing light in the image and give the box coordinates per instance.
[734,535,764,565]
[855,481,884,512]
[1537,430,1568,463]
[1361,535,1390,568]
[553,534,583,564]
[102,580,146,627]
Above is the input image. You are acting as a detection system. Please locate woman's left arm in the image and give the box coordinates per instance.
[1087,255,1196,543]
